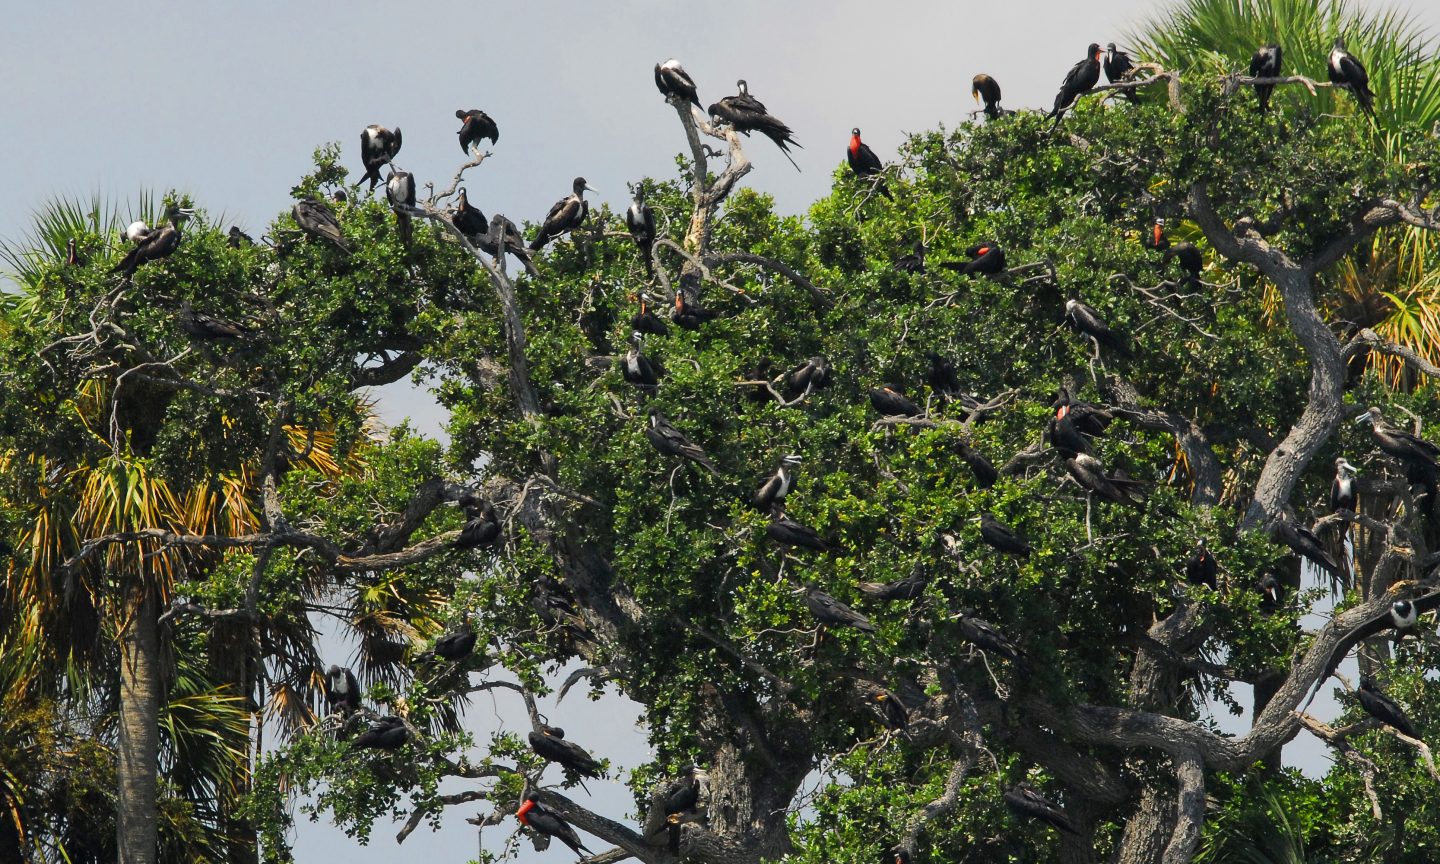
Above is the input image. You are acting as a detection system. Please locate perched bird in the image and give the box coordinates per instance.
[1250,44,1283,113]
[227,226,254,247]
[65,237,84,267]
[1064,453,1146,505]
[646,410,721,475]
[350,715,408,750]
[979,513,1030,557]
[455,499,502,550]
[972,74,1003,119]
[954,439,998,488]
[859,568,929,602]
[943,242,1006,276]
[893,241,927,274]
[858,682,908,729]
[1004,783,1079,834]
[1065,298,1132,357]
[924,352,963,398]
[708,80,803,170]
[332,189,348,204]
[112,202,194,277]
[1268,514,1339,576]
[955,612,1020,659]
[385,170,416,247]
[797,584,876,632]
[516,797,592,858]
[846,128,891,199]
[453,193,538,276]
[1328,37,1375,118]
[1355,407,1440,482]
[119,220,152,245]
[870,386,923,418]
[626,185,657,276]
[1185,539,1218,591]
[455,109,499,154]
[530,177,594,251]
[1052,387,1114,436]
[324,664,361,715]
[434,624,478,661]
[293,198,348,251]
[647,765,709,852]
[654,58,702,109]
[529,725,603,778]
[1308,591,1440,701]
[1258,574,1283,614]
[359,124,402,191]
[1357,678,1418,739]
[1331,457,1359,512]
[672,291,717,330]
[767,515,831,553]
[786,356,833,398]
[452,187,488,239]
[753,454,802,513]
[622,332,662,390]
[630,295,670,336]
[177,301,250,341]
[1048,43,1104,124]
[1048,402,1092,458]
[1103,43,1140,103]
[1164,242,1204,289]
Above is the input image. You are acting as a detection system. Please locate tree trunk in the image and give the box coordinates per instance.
[1113,786,1173,864]
[117,585,161,864]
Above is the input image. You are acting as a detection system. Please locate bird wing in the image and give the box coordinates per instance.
[1310,590,1440,702]
[1069,302,1114,337]
[1338,53,1369,89]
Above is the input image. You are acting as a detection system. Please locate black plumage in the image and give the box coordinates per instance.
[647,410,721,475]
[456,109,499,154]
[359,124,402,191]
[786,356,833,398]
[227,226,253,247]
[846,128,891,199]
[972,74,1003,119]
[452,198,538,278]
[1048,404,1092,458]
[655,58,701,108]
[455,499,502,550]
[1185,540,1218,590]
[858,682,908,729]
[529,725,602,777]
[1268,514,1340,575]
[1065,453,1146,505]
[1331,457,1358,512]
[434,625,478,661]
[1163,242,1204,288]
[112,203,194,277]
[1356,407,1440,481]
[293,198,348,251]
[954,439,998,488]
[1052,387,1113,436]
[1065,298,1132,356]
[350,714,408,750]
[1048,43,1104,124]
[530,177,593,251]
[708,80,803,170]
[1309,591,1440,701]
[859,568,929,602]
[1258,574,1284,614]
[630,297,670,336]
[385,170,416,247]
[893,241,926,274]
[945,242,1006,276]
[870,387,923,418]
[517,797,592,858]
[1328,37,1375,118]
[979,513,1030,557]
[1004,783,1079,834]
[622,332,662,389]
[1103,43,1140,103]
[799,585,875,632]
[626,186,657,275]
[955,612,1020,659]
[924,351,962,398]
[753,455,802,513]
[1357,678,1418,739]
[325,664,361,715]
[767,516,831,553]
[177,301,250,341]
[1250,44,1283,113]
[672,291,717,330]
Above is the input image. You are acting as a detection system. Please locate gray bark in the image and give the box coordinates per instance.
[117,586,161,864]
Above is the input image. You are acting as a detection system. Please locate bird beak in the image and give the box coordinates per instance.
[585,184,598,194]
[1353,411,1372,425]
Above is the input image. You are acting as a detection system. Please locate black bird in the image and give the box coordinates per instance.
[450,195,539,277]
[1331,457,1359,512]
[1268,514,1339,576]
[1164,242,1204,289]
[385,170,416,247]
[858,682,908,729]
[434,624,478,661]
[797,585,875,632]
[1065,298,1132,356]
[646,410,721,475]
[846,128,891,199]
[1004,783,1079,834]
[177,301,250,341]
[630,295,670,336]
[65,237,84,267]
[324,664,361,715]
[1048,43,1104,124]
[1258,574,1283,613]
[954,439,998,488]
[351,715,408,750]
[709,80,803,170]
[859,568,929,602]
[1328,37,1375,118]
[1185,539,1218,591]
[528,725,603,778]
[979,513,1030,557]
[870,386,923,418]
[455,499,502,550]
[672,291,717,330]
[786,356,833,398]
[626,185,657,276]
[293,198,348,251]
[1356,407,1440,477]
[648,765,708,852]
[622,332,662,390]
[1048,402,1092,458]
[530,177,594,251]
[924,351,963,398]
[452,187,488,239]
[945,242,1006,276]
[955,611,1020,659]
[456,109,499,154]
[111,203,194,277]
[517,797,592,858]
[1250,44,1283,113]
[1309,592,1440,700]
[1065,453,1146,505]
[654,58,702,109]
[972,73,1003,119]
[227,226,254,247]
[1357,678,1418,739]
[359,124,402,191]
[893,241,927,274]
[1052,387,1113,436]
[768,515,831,553]
[753,454,802,513]
[1103,43,1140,103]
[332,189,348,204]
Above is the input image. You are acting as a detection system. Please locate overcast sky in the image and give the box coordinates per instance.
[7,1,1440,861]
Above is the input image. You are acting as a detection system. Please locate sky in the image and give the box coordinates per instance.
[6,1,1440,861]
